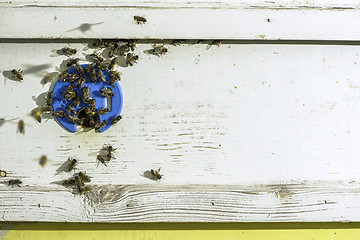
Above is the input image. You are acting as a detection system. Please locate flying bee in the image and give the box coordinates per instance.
[95,120,107,131]
[78,185,91,194]
[72,94,82,108]
[78,172,91,183]
[31,107,43,123]
[46,91,53,106]
[11,69,23,81]
[8,179,22,187]
[100,88,114,97]
[152,44,168,56]
[97,107,109,115]
[126,53,139,66]
[109,71,121,85]
[108,57,117,70]
[67,157,78,172]
[62,178,75,187]
[150,167,162,181]
[134,15,147,24]
[17,120,25,135]
[61,46,77,56]
[74,63,84,75]
[64,91,76,101]
[67,114,81,125]
[39,155,48,167]
[171,39,186,46]
[53,110,66,118]
[66,105,77,116]
[90,67,98,82]
[111,115,122,125]
[97,155,107,167]
[96,69,106,82]
[66,58,80,68]
[0,170,7,177]
[58,70,69,82]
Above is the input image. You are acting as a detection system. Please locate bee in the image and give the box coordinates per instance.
[88,116,96,128]
[109,71,121,85]
[39,155,48,167]
[90,67,98,82]
[63,84,75,95]
[96,155,107,167]
[41,72,57,85]
[97,107,109,115]
[17,120,25,135]
[89,52,104,63]
[100,88,114,97]
[42,106,53,112]
[78,172,91,183]
[206,40,224,50]
[75,62,84,75]
[67,58,80,68]
[108,43,118,58]
[89,99,96,109]
[72,94,82,108]
[58,70,69,82]
[11,69,23,81]
[82,86,91,101]
[134,16,147,24]
[111,115,122,125]
[61,46,77,56]
[150,168,162,181]
[64,91,76,101]
[0,170,7,177]
[67,114,81,125]
[67,157,78,171]
[62,178,75,187]
[8,179,22,187]
[53,110,66,118]
[118,44,130,55]
[46,91,53,106]
[66,105,77,116]
[95,120,107,131]
[126,53,139,66]
[97,69,106,82]
[84,63,94,73]
[74,176,84,187]
[128,40,137,51]
[31,107,43,123]
[78,185,91,194]
[93,39,108,49]
[171,39,186,46]
[152,44,168,56]
[108,57,117,70]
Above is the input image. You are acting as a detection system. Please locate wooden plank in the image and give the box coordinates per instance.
[1,0,360,39]
[0,183,359,222]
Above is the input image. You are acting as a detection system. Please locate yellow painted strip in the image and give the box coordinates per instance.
[3,223,360,240]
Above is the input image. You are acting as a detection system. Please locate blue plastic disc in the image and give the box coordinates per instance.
[52,64,123,133]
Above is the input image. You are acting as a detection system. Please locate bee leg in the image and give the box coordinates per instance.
[16,184,21,187]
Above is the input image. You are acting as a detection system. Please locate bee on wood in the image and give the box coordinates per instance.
[128,40,137,51]
[108,43,118,58]
[8,179,22,187]
[109,70,121,85]
[206,40,224,50]
[97,107,109,115]
[75,63,84,75]
[118,44,130,56]
[61,46,77,56]
[74,175,84,187]
[0,170,7,177]
[111,115,122,125]
[62,178,75,187]
[108,57,118,70]
[134,16,147,24]
[67,157,78,171]
[66,105,77,116]
[17,120,25,135]
[53,110,66,118]
[171,39,186,46]
[11,69,23,81]
[89,52,104,63]
[93,39,108,49]
[39,155,48,167]
[58,70,69,82]
[96,155,107,167]
[100,88,114,97]
[78,172,91,183]
[78,185,91,194]
[72,94,82,108]
[42,106,53,112]
[152,44,168,56]
[126,53,139,66]
[97,69,106,82]
[95,120,107,131]
[46,91,53,106]
[66,58,80,68]
[150,168,162,181]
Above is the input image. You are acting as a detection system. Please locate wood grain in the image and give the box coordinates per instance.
[0,183,359,222]
[1,0,360,39]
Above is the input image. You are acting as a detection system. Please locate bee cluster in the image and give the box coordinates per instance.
[61,157,92,194]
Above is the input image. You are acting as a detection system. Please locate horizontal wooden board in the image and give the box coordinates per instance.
[1,0,360,39]
[0,183,359,222]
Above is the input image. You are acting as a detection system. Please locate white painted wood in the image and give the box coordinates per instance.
[1,0,360,39]
[0,183,359,222]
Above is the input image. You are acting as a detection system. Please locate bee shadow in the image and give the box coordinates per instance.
[141,170,157,181]
[143,49,158,57]
[117,55,128,68]
[66,22,104,33]
[22,64,52,75]
[0,180,8,186]
[2,70,20,83]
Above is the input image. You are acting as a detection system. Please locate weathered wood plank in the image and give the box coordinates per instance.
[0,183,359,222]
[1,0,360,39]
